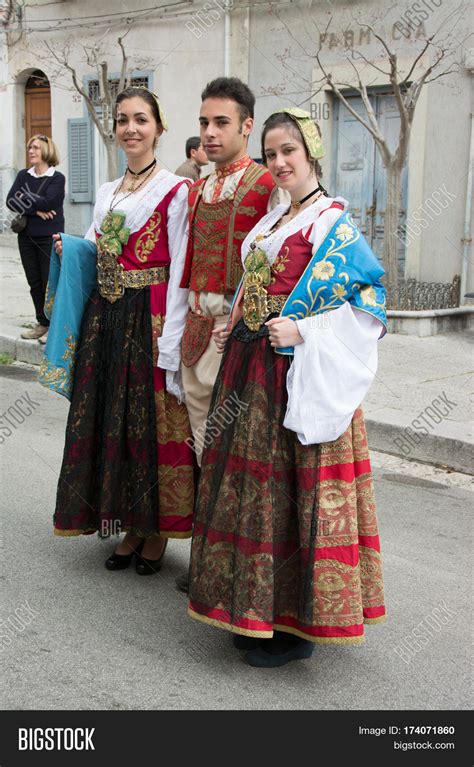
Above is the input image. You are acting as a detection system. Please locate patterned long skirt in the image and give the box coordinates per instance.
[54,287,194,539]
[188,320,386,644]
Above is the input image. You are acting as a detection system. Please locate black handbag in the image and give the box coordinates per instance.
[10,213,27,233]
[10,175,50,234]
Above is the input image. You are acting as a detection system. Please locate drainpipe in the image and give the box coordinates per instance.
[460,111,473,304]
[223,0,231,76]
[461,50,474,305]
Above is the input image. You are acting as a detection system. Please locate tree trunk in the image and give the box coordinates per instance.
[105,140,119,181]
[383,161,402,287]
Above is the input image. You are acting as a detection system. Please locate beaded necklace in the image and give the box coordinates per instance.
[99,164,158,256]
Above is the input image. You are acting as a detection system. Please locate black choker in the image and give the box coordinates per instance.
[126,158,157,191]
[291,186,323,209]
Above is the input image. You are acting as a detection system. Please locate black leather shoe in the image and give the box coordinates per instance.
[135,539,168,576]
[105,539,144,571]
[232,634,261,651]
[175,573,189,593]
[244,639,314,668]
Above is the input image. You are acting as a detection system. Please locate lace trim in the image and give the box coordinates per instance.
[241,195,348,268]
[93,169,182,235]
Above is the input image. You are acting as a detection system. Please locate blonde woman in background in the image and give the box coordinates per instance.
[6,135,65,344]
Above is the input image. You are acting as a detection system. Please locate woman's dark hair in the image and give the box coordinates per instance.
[261,112,324,184]
[113,86,163,133]
[201,77,255,123]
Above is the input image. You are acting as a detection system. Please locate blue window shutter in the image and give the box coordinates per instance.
[68,118,94,203]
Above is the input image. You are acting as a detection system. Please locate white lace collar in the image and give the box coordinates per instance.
[94,169,184,235]
[241,195,348,267]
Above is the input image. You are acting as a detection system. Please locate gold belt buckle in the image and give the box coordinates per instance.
[243,273,269,331]
[97,250,125,304]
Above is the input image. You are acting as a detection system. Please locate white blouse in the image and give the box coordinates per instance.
[85,169,190,400]
[242,197,385,444]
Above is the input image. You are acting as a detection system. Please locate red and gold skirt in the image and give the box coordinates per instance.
[188,320,386,644]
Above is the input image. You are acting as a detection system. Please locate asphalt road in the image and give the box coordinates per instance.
[0,364,471,710]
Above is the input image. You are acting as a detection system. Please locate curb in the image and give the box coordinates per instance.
[0,332,44,366]
[0,331,472,475]
[366,419,472,476]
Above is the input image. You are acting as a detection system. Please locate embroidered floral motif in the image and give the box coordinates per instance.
[237,205,258,217]
[135,211,162,263]
[190,197,233,293]
[211,154,252,203]
[360,285,377,306]
[44,285,55,317]
[154,388,194,445]
[244,247,271,286]
[335,223,354,242]
[38,333,77,398]
[332,283,347,299]
[272,246,290,276]
[99,211,130,256]
[312,260,335,281]
[284,214,362,320]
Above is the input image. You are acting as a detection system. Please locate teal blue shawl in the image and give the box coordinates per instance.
[277,211,386,353]
[38,234,97,399]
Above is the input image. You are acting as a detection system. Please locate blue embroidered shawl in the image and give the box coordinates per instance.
[38,234,97,399]
[276,210,387,353]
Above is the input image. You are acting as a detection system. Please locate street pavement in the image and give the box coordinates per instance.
[1,238,472,473]
[1,364,472,710]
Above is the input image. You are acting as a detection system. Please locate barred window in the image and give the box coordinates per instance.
[88,76,149,108]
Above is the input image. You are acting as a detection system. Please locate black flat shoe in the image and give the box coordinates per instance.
[175,573,189,593]
[105,539,144,571]
[244,639,314,668]
[232,635,261,651]
[135,539,168,576]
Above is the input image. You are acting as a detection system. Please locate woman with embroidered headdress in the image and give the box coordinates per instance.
[188,108,387,666]
[41,87,194,573]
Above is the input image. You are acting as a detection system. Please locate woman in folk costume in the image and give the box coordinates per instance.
[41,87,194,574]
[188,108,387,666]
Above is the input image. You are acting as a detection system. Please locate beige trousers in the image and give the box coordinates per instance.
[182,291,232,465]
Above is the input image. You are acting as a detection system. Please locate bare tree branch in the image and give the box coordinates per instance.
[350,47,391,78]
[118,35,129,93]
[265,5,466,287]
[44,40,106,139]
[400,35,434,86]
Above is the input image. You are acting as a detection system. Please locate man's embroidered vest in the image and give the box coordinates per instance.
[180,162,275,294]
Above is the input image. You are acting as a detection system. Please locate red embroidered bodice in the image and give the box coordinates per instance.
[96,181,185,271]
[268,202,345,294]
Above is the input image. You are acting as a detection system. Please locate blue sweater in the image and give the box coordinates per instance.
[6,169,65,237]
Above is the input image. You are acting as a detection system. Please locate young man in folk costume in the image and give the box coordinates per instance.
[175,77,276,591]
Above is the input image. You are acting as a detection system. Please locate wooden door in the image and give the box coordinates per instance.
[332,93,408,271]
[25,72,51,165]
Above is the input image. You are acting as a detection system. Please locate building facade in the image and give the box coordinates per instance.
[1,0,472,298]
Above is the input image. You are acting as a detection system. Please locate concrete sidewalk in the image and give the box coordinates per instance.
[1,237,472,474]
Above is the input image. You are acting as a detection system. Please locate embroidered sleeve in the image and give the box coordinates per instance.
[157,182,190,376]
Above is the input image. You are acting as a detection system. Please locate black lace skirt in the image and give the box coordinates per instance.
[53,288,160,537]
